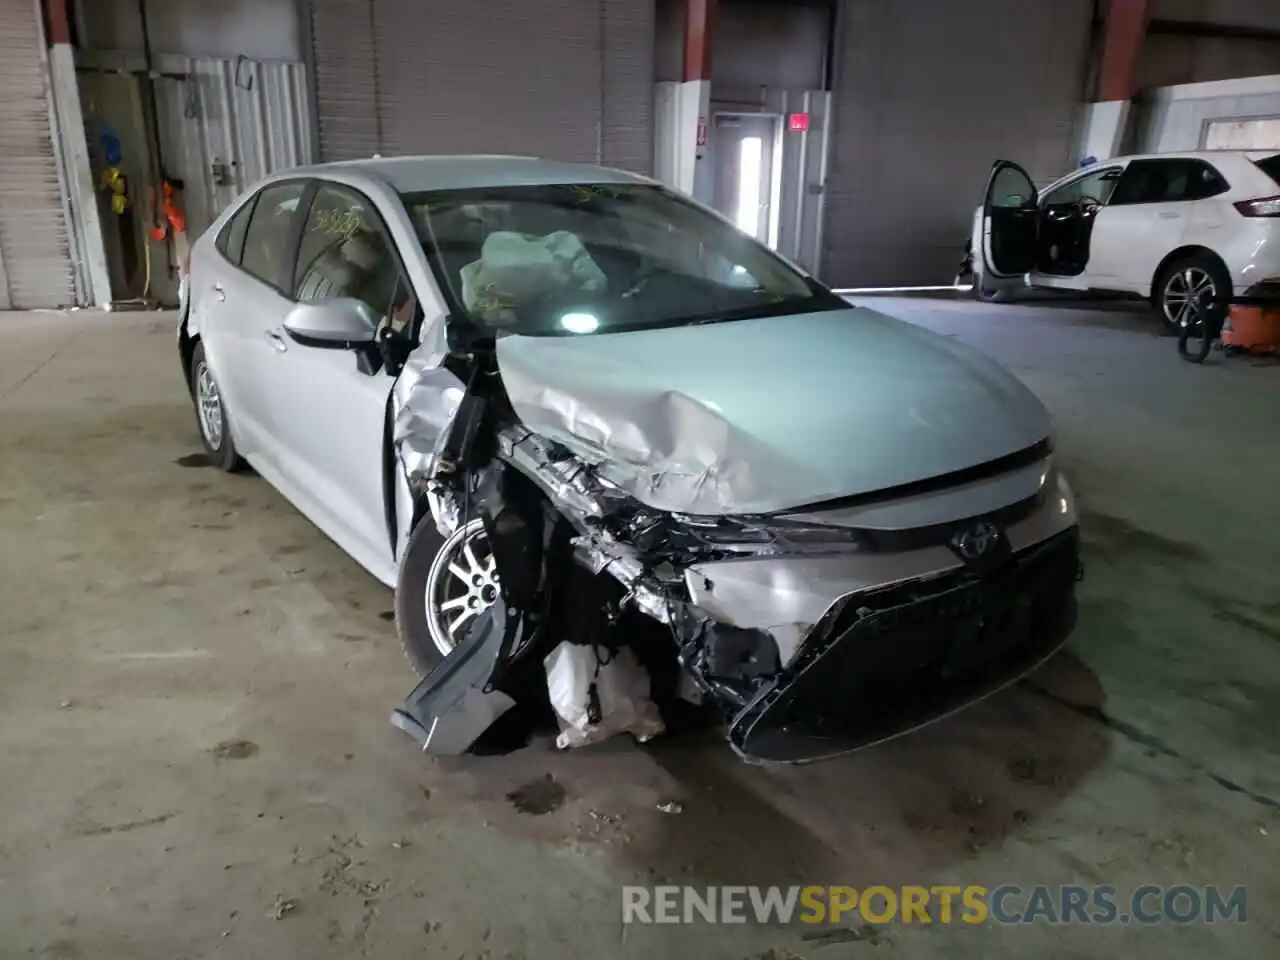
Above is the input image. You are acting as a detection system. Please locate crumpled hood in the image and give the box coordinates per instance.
[495,307,1051,514]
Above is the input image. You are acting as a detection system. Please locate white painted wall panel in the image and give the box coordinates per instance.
[1133,74,1280,153]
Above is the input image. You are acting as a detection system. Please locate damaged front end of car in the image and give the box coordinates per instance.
[388,328,1081,764]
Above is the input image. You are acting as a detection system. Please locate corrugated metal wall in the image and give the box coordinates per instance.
[152,57,312,240]
[76,0,302,62]
[712,0,829,92]
[307,0,379,161]
[79,55,311,303]
[0,0,77,309]
[822,0,1092,287]
[306,0,654,174]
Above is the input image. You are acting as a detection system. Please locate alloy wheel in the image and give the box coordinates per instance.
[423,519,499,657]
[1163,267,1215,329]
[195,361,224,450]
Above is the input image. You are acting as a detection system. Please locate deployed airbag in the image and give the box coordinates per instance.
[544,641,665,749]
[461,231,607,327]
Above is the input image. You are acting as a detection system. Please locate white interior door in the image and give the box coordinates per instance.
[711,114,779,245]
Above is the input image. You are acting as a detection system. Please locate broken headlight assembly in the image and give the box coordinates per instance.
[639,512,866,558]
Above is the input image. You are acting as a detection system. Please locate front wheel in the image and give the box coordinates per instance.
[974,283,1014,304]
[395,518,499,676]
[971,270,1015,303]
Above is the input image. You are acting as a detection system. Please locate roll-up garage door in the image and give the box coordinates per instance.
[306,0,654,174]
[0,0,76,309]
[822,0,1092,288]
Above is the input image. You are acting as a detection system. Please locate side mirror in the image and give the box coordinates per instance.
[283,297,379,348]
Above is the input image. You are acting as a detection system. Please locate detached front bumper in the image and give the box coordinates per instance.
[726,527,1080,763]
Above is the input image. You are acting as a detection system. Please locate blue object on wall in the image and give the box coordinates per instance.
[99,129,122,167]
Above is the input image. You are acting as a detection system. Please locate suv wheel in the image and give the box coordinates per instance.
[1156,253,1230,333]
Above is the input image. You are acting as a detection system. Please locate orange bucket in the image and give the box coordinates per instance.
[1224,283,1280,353]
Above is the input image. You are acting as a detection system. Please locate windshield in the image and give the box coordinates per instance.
[401,183,842,336]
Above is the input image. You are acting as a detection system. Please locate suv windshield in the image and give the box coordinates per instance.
[402,183,842,336]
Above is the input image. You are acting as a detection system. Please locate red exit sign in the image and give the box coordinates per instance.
[788,112,810,133]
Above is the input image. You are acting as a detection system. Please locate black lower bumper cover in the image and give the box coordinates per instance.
[728,529,1080,763]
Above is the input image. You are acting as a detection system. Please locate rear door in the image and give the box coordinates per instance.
[980,161,1039,283]
[1086,159,1224,292]
[205,181,310,461]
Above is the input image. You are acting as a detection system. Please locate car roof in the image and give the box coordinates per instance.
[1086,149,1278,167]
[284,154,654,194]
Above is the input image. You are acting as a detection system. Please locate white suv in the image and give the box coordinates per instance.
[960,151,1280,329]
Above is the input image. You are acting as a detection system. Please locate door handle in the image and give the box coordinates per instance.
[264,328,289,353]
[212,282,225,302]
[1157,211,1181,219]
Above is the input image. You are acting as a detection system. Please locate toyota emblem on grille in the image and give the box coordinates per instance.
[951,521,1002,560]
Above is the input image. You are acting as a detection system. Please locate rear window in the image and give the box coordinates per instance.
[1255,154,1280,188]
[1110,159,1229,205]
[216,198,256,265]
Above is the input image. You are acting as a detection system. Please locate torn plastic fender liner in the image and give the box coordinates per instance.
[393,460,576,756]
[392,602,516,755]
[728,529,1080,763]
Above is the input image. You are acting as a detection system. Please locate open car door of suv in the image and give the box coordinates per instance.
[981,160,1040,283]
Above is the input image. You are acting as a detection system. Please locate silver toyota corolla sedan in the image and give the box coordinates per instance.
[180,155,1080,763]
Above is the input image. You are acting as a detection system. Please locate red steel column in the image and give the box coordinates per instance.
[1096,0,1151,101]
[42,0,74,45]
[683,0,718,82]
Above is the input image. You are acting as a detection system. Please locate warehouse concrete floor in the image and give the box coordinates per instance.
[0,298,1276,959]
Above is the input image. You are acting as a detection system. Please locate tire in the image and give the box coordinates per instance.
[189,342,244,472]
[975,285,1014,304]
[972,272,1014,303]
[1177,314,1216,364]
[395,517,498,676]
[1155,252,1230,334]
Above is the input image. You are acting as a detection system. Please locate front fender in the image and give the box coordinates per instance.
[390,317,471,553]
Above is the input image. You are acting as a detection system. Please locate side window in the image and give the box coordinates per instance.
[294,184,418,333]
[1111,159,1229,206]
[990,165,1035,209]
[1042,169,1121,207]
[215,197,256,265]
[1189,161,1230,199]
[240,182,308,289]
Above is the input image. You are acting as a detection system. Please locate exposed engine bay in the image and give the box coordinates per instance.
[388,232,1080,764]
[387,317,1081,764]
